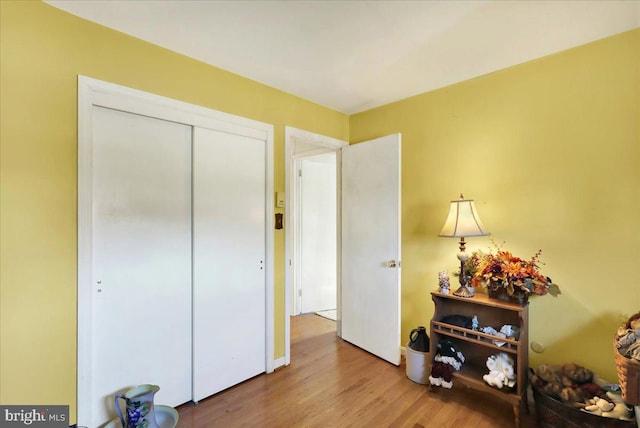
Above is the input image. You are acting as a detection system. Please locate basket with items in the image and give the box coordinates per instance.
[614,311,640,406]
[530,362,636,428]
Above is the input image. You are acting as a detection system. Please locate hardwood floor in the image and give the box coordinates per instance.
[177,314,536,427]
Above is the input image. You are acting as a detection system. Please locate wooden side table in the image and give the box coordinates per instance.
[429,291,529,427]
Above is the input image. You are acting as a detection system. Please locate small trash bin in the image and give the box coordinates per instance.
[405,326,431,384]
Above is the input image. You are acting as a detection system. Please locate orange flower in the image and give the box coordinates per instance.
[463,240,561,298]
[505,261,523,276]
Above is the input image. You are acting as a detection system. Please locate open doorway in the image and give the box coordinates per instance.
[284,127,348,365]
[297,152,337,317]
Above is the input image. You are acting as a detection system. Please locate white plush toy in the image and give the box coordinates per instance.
[482,353,516,389]
[583,397,614,415]
[602,391,634,421]
[582,392,633,421]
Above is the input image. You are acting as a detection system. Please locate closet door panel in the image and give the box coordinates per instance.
[91,107,192,426]
[193,127,266,401]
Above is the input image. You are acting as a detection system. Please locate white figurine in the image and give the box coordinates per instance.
[438,271,450,294]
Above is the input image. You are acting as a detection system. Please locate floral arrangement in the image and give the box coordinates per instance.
[465,241,561,298]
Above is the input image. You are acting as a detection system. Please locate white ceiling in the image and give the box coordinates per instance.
[46,0,639,114]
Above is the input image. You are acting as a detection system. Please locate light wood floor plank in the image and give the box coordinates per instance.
[177,314,536,427]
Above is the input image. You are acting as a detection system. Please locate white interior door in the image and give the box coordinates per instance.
[91,107,192,426]
[300,153,337,314]
[341,134,401,365]
[192,127,266,401]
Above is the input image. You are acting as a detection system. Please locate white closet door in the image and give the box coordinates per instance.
[193,127,266,401]
[91,107,192,427]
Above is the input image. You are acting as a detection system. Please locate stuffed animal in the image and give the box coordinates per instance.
[577,382,604,400]
[530,364,563,399]
[560,386,584,404]
[583,396,615,415]
[531,362,606,406]
[561,362,593,385]
[429,339,464,389]
[440,315,473,329]
[582,392,634,420]
[624,311,640,330]
[601,391,634,421]
[482,353,516,389]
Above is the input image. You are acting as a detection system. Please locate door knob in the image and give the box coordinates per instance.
[386,260,397,268]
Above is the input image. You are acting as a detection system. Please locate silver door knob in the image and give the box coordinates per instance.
[386,260,397,268]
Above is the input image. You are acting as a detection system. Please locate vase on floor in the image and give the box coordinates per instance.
[115,384,160,428]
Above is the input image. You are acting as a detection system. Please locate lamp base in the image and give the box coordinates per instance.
[453,285,475,298]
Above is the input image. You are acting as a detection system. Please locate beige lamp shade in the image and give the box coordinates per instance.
[438,198,490,238]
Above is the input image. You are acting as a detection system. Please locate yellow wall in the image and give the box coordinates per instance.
[0,1,348,420]
[351,28,640,381]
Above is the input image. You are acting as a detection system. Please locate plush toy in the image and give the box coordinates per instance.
[440,314,479,331]
[601,391,634,421]
[582,392,634,420]
[583,396,615,415]
[624,311,640,330]
[616,311,640,361]
[530,364,563,399]
[429,339,465,389]
[561,362,593,385]
[536,363,561,384]
[577,382,604,400]
[531,362,607,406]
[560,386,584,404]
[482,353,516,389]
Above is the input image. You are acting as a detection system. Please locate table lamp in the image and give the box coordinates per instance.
[438,194,490,298]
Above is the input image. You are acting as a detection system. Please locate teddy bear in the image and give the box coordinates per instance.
[582,396,614,415]
[530,363,563,399]
[561,362,593,386]
[582,391,634,421]
[429,338,465,389]
[560,362,606,402]
[530,363,605,407]
[482,353,516,389]
[602,391,634,421]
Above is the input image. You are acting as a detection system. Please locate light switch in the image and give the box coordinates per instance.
[276,191,285,208]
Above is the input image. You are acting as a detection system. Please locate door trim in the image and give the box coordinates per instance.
[284,126,347,366]
[78,76,275,426]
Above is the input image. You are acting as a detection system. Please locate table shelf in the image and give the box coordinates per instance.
[429,291,529,427]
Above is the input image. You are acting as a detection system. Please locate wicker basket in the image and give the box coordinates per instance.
[614,339,640,405]
[532,385,636,428]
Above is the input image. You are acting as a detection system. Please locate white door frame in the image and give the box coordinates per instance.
[284,126,347,365]
[78,76,275,426]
